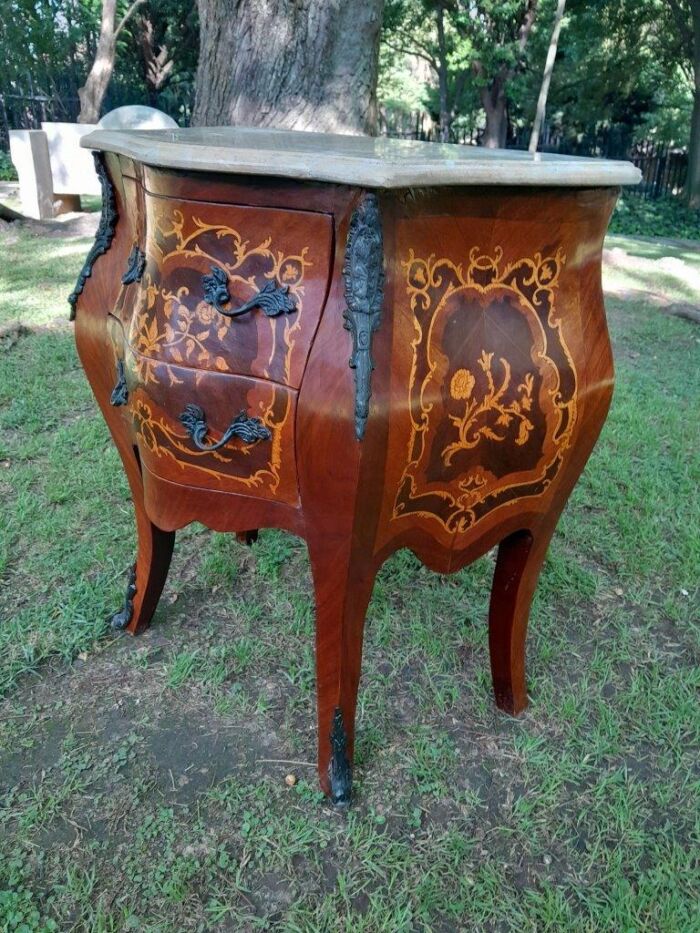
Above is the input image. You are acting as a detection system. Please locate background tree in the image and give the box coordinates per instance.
[383,1,462,141]
[77,0,145,122]
[129,0,199,118]
[452,0,539,148]
[0,0,100,131]
[192,0,385,134]
[528,0,565,152]
[0,0,198,137]
[382,1,542,147]
[664,0,699,205]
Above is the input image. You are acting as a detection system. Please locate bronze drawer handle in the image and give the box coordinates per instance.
[202,266,296,318]
[179,404,271,452]
[110,359,128,406]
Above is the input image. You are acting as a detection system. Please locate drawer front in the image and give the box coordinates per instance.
[121,346,299,505]
[128,195,333,388]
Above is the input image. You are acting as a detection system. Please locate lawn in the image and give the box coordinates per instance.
[0,214,698,931]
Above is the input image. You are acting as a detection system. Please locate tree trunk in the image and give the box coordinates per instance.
[78,0,144,124]
[192,0,385,134]
[78,0,117,123]
[436,6,451,142]
[480,77,508,149]
[529,0,566,153]
[687,0,700,208]
[473,1,538,150]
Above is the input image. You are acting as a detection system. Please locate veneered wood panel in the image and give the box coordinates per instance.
[374,187,616,559]
[122,346,299,505]
[125,194,333,388]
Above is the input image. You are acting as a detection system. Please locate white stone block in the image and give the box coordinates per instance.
[41,122,100,196]
[9,129,54,219]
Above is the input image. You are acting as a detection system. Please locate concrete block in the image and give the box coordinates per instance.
[9,129,54,219]
[41,122,100,196]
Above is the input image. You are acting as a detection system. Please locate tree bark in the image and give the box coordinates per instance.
[436,6,451,142]
[192,0,385,134]
[529,0,566,153]
[687,0,700,208]
[78,0,145,123]
[480,75,508,149]
[473,0,539,149]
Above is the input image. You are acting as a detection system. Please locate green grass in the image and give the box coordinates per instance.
[0,219,698,930]
[609,191,700,241]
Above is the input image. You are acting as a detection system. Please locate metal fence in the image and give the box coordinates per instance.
[380,107,689,200]
[628,141,688,200]
[0,83,192,153]
[0,91,80,150]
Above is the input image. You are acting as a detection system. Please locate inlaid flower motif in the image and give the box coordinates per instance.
[282,262,300,282]
[135,214,311,387]
[443,353,535,466]
[450,368,475,401]
[195,301,218,325]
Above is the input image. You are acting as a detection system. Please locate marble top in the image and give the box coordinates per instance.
[82,126,641,189]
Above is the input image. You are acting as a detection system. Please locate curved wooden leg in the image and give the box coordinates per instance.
[488,527,554,715]
[309,539,376,805]
[110,445,175,635]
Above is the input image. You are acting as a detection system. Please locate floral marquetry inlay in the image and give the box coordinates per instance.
[128,200,320,388]
[444,352,535,466]
[392,247,578,535]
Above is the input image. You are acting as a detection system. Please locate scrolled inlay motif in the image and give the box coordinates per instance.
[393,247,578,534]
[131,395,285,493]
[131,208,311,382]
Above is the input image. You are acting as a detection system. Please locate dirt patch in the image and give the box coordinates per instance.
[0,321,31,350]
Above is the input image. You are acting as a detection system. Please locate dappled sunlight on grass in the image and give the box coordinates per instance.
[0,223,95,328]
[604,233,700,310]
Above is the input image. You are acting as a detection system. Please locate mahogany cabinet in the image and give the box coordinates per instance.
[70,128,639,804]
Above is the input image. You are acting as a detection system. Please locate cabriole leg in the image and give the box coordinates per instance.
[488,527,554,715]
[309,540,377,805]
[109,445,175,635]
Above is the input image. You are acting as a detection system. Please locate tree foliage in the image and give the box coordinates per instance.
[381,0,695,153]
[0,0,198,128]
[0,0,696,201]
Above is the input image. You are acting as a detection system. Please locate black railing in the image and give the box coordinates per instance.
[380,108,688,200]
[0,84,191,151]
[0,91,81,149]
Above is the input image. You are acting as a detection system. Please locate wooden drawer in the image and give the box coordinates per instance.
[126,194,333,388]
[120,345,299,505]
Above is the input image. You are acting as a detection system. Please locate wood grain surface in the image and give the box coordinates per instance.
[73,157,617,802]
